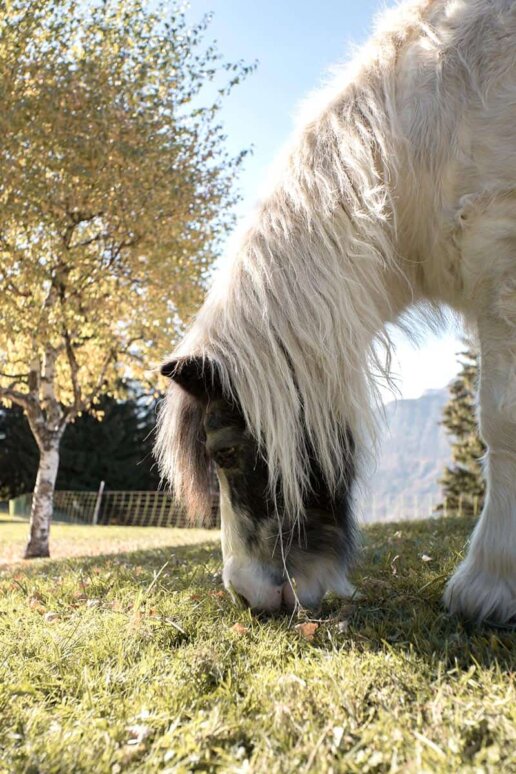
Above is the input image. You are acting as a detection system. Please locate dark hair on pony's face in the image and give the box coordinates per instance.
[156,383,213,522]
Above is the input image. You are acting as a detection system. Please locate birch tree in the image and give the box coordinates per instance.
[0,0,249,556]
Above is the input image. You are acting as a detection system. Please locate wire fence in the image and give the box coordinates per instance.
[359,494,438,524]
[9,489,220,529]
[8,486,478,529]
[359,492,481,523]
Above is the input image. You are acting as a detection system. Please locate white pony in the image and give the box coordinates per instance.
[157,0,516,624]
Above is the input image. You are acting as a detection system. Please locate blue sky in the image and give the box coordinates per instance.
[187,0,462,400]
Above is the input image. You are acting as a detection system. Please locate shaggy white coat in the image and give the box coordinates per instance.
[157,0,516,623]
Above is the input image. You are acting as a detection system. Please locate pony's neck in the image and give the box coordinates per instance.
[187,78,412,520]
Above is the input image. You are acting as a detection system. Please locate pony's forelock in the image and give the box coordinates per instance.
[156,384,212,523]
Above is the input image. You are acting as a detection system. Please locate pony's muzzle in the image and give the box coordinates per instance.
[222,555,325,613]
[222,555,298,612]
[226,579,301,613]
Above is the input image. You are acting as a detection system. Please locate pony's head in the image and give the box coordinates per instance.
[157,355,358,612]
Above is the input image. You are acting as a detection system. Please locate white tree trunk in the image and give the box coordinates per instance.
[25,440,61,558]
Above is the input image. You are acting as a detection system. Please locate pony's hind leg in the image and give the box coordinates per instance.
[444,200,516,624]
[444,318,516,623]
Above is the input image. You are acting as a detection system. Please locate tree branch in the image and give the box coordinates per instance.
[0,370,28,380]
[69,232,107,250]
[62,327,83,416]
[66,208,104,226]
[5,280,31,298]
[28,354,40,395]
[0,386,33,411]
[85,349,117,411]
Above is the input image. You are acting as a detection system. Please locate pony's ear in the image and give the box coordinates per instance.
[160,356,222,401]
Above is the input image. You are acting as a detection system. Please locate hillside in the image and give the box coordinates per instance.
[360,388,451,523]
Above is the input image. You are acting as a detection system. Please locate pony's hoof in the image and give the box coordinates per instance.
[444,560,516,626]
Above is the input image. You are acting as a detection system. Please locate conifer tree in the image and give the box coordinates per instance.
[0,405,38,499]
[0,386,160,499]
[439,350,486,516]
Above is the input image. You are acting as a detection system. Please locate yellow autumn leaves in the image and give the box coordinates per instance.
[0,0,248,415]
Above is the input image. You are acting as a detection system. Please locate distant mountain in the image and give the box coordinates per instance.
[359,388,451,523]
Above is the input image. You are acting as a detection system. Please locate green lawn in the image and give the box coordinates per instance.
[0,514,514,772]
[0,514,218,567]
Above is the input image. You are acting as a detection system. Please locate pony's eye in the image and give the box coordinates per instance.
[212,446,239,469]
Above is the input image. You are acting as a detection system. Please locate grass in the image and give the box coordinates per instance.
[0,514,514,773]
[0,513,218,567]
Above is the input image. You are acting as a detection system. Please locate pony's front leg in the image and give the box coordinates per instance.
[444,310,516,625]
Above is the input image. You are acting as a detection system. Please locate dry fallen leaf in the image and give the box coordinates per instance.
[231,622,249,636]
[295,622,319,641]
[29,596,46,614]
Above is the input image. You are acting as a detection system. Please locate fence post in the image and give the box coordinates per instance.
[150,490,159,527]
[157,493,167,528]
[92,481,105,526]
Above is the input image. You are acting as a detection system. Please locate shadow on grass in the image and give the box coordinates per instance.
[318,513,516,673]
[3,540,221,580]
[320,591,516,673]
[3,515,514,674]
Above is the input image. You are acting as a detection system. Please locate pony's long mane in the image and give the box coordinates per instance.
[156,0,470,522]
